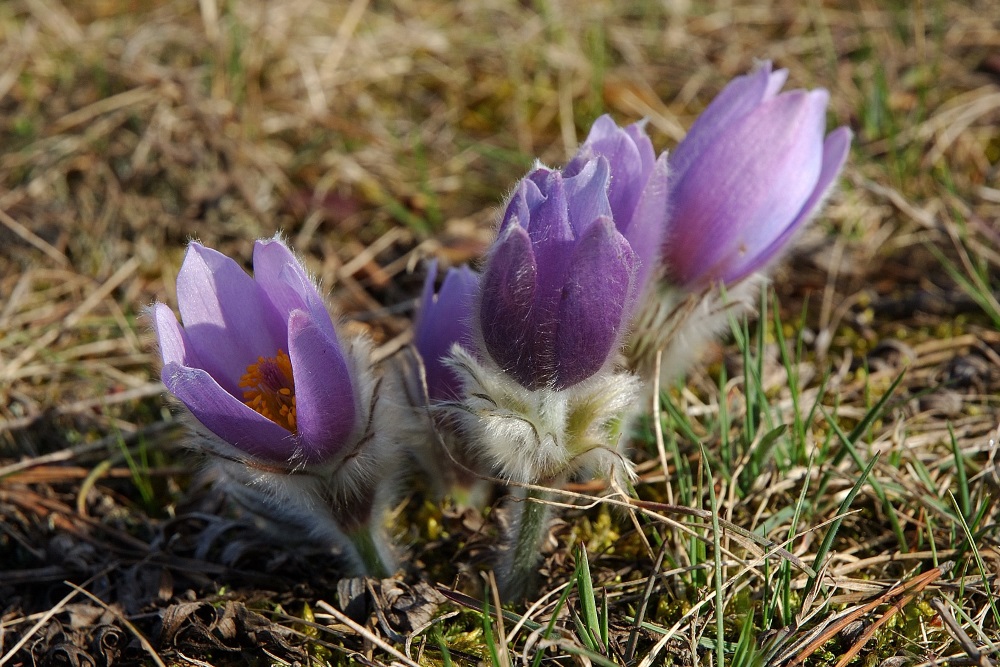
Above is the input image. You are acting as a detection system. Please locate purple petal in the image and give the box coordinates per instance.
[738,126,853,277]
[668,90,827,286]
[554,217,637,388]
[252,238,338,342]
[287,310,356,464]
[175,243,287,394]
[625,121,656,179]
[525,170,574,243]
[414,262,480,401]
[569,119,650,232]
[670,62,786,183]
[622,151,670,293]
[162,361,299,462]
[480,224,547,388]
[562,156,612,238]
[151,302,199,369]
[578,114,621,147]
[524,172,575,315]
[499,176,545,235]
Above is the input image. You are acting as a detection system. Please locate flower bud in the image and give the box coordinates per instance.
[663,61,851,288]
[480,157,641,390]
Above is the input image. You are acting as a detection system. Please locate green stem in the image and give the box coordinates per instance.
[498,487,553,601]
[346,524,395,579]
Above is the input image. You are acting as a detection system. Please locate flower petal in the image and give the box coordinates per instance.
[554,217,637,388]
[414,262,480,401]
[252,238,338,342]
[739,126,853,277]
[523,171,576,319]
[562,156,612,239]
[670,62,787,183]
[151,302,200,369]
[567,116,654,231]
[625,121,656,180]
[500,172,546,235]
[287,310,357,463]
[622,151,670,293]
[480,223,547,388]
[162,361,298,462]
[176,243,286,394]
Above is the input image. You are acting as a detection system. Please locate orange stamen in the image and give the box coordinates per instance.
[239,349,297,432]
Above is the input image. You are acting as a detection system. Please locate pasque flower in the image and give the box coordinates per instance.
[628,62,851,381]
[447,117,668,600]
[663,61,851,287]
[152,238,363,465]
[151,237,397,577]
[480,138,667,390]
[405,261,491,505]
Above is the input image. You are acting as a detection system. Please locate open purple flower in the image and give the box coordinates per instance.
[152,238,359,465]
[413,261,479,401]
[663,61,852,287]
[480,156,642,390]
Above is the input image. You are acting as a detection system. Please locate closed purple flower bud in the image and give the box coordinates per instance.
[152,238,360,465]
[480,157,639,390]
[664,61,852,287]
[413,261,480,401]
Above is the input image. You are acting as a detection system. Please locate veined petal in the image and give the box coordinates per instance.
[287,310,356,463]
[739,126,853,278]
[253,238,338,342]
[176,243,286,394]
[670,62,787,183]
[669,90,826,285]
[162,361,298,462]
[480,224,546,388]
[555,217,637,388]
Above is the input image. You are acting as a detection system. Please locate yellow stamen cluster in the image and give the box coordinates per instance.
[240,349,297,432]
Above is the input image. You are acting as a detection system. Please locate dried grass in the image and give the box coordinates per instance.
[2,0,999,664]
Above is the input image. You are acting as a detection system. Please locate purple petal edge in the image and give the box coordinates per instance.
[162,361,299,462]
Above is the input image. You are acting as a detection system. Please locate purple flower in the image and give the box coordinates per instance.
[664,61,852,287]
[480,156,642,390]
[413,261,479,401]
[152,238,359,465]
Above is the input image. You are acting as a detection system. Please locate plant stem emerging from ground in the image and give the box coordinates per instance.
[346,524,395,579]
[499,486,554,601]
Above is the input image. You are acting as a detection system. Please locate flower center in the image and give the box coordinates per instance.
[239,349,297,432]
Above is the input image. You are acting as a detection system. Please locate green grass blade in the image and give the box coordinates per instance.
[803,452,880,602]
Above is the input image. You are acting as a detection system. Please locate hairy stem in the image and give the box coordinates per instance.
[498,487,553,601]
[345,523,395,579]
